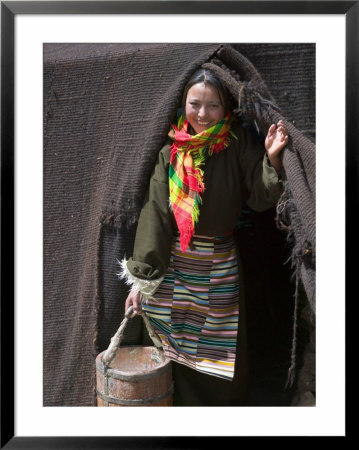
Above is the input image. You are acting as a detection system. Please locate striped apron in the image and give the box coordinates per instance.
[142,233,240,380]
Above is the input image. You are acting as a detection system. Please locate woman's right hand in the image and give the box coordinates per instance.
[125,287,142,317]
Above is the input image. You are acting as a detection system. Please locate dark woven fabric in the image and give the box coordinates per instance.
[234,44,316,140]
[43,43,222,406]
[201,46,316,390]
[43,43,315,406]
[203,45,316,311]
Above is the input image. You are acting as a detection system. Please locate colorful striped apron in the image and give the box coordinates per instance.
[142,233,240,380]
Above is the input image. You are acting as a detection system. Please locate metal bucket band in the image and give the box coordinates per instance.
[96,382,174,406]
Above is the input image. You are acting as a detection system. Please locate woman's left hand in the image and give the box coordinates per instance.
[264,120,288,173]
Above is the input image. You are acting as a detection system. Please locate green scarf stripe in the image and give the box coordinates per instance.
[169,165,184,189]
[209,118,225,137]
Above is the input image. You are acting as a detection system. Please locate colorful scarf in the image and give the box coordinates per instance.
[168,112,235,252]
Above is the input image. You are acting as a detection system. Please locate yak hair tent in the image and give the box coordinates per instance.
[43,43,315,406]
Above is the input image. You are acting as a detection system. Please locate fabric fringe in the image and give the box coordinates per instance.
[179,222,195,253]
[276,184,315,312]
[285,267,300,389]
[276,183,315,389]
[117,258,164,299]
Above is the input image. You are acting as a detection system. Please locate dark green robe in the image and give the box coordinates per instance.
[127,121,283,282]
[122,121,283,406]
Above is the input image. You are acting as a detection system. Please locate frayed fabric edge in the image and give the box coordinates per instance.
[117,258,164,301]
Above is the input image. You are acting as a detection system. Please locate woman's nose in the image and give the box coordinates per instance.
[198,106,207,117]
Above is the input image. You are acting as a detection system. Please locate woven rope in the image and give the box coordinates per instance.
[102,305,163,367]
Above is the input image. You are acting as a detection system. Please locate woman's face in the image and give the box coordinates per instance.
[185,82,225,134]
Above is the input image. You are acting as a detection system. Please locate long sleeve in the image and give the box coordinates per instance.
[237,127,283,211]
[119,144,175,296]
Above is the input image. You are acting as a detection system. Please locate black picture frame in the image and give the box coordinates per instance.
[1,1,354,448]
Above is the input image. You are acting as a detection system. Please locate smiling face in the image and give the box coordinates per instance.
[184,82,226,135]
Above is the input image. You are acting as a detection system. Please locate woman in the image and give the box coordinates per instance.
[120,68,288,406]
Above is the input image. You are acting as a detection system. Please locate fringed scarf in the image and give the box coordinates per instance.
[168,112,235,252]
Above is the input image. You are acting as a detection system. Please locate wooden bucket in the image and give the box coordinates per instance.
[96,306,173,406]
[96,346,173,406]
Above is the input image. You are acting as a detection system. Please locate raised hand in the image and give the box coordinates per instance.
[264,120,288,173]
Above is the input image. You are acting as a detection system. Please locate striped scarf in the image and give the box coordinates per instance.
[168,112,234,252]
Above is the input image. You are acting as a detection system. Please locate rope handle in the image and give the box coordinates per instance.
[102,304,163,367]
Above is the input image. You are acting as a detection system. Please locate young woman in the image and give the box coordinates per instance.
[120,68,288,406]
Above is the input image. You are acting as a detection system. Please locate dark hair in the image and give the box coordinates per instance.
[181,68,232,112]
